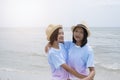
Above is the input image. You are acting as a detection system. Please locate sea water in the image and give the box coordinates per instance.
[0,27,49,74]
[0,27,120,79]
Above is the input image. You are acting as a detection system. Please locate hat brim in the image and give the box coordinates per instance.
[71,24,90,37]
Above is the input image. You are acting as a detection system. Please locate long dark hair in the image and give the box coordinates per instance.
[49,27,62,45]
[72,24,88,47]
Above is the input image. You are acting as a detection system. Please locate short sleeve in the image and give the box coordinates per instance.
[50,53,65,69]
[86,46,95,68]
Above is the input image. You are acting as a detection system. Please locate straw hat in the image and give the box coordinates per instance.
[71,21,90,37]
[46,24,62,41]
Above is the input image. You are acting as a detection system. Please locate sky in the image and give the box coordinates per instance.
[0,0,120,27]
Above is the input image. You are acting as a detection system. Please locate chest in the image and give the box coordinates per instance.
[68,46,88,62]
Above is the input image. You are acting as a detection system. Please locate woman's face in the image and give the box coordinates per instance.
[73,27,84,42]
[57,29,64,43]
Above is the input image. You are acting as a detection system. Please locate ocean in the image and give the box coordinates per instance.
[89,27,120,70]
[0,27,120,80]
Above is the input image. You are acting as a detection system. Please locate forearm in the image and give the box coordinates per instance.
[87,71,95,80]
[86,67,95,80]
[61,64,86,79]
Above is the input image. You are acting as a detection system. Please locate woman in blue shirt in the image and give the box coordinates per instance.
[64,24,95,80]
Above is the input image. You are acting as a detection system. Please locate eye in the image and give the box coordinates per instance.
[58,32,64,35]
[75,30,78,32]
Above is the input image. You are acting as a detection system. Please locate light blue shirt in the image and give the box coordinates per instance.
[47,43,68,80]
[64,41,94,79]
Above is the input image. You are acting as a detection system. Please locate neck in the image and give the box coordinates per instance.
[76,41,82,46]
[52,41,59,49]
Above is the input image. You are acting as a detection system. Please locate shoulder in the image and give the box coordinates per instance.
[63,41,74,47]
[83,44,93,53]
[64,41,72,45]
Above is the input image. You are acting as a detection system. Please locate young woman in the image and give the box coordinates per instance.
[64,24,95,80]
[45,24,86,80]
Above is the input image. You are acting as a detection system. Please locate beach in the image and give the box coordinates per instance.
[0,62,120,80]
[0,69,50,80]
[0,27,120,80]
[0,71,50,80]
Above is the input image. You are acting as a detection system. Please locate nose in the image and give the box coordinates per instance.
[60,34,64,38]
[76,32,80,35]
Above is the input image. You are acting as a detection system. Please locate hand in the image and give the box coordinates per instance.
[81,78,93,80]
[81,77,94,80]
[81,77,92,80]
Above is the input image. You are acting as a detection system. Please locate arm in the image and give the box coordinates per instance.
[44,42,51,53]
[81,67,95,80]
[87,67,95,80]
[61,63,87,79]
[83,46,95,80]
